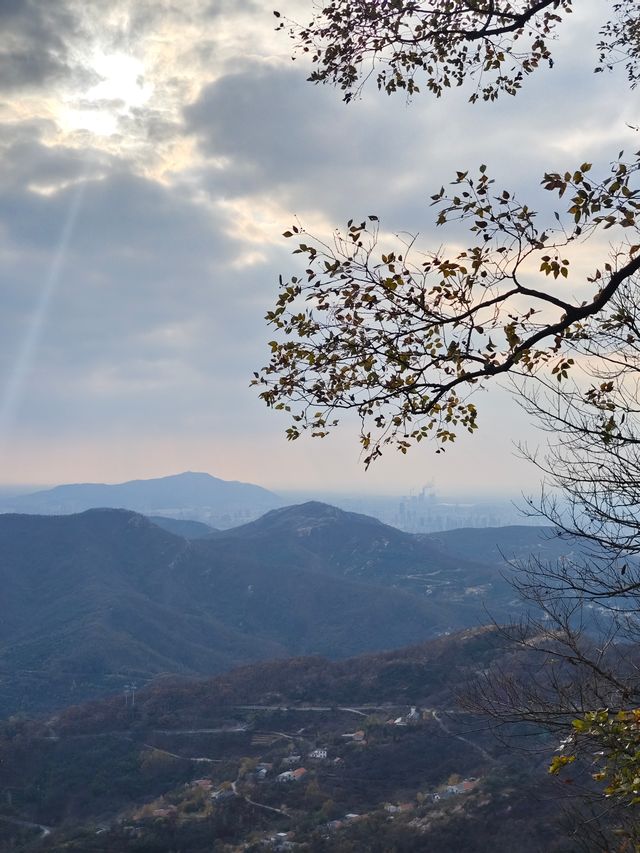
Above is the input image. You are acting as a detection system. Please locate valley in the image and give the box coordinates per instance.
[0,630,577,852]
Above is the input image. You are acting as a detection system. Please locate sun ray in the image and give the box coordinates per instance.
[0,178,87,455]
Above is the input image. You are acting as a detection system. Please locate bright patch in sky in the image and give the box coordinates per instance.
[62,51,153,137]
[88,52,152,107]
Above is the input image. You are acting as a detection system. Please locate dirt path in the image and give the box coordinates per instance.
[231,780,289,818]
[0,815,51,838]
[432,711,496,764]
[141,743,222,763]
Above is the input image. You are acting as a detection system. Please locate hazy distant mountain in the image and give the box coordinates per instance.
[424,524,579,566]
[0,471,282,527]
[0,505,479,715]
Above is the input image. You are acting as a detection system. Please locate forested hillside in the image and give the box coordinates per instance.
[0,629,584,853]
[0,504,546,715]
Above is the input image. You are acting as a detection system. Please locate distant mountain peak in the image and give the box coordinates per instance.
[268,500,348,518]
[266,500,383,520]
[253,500,370,525]
[48,471,250,489]
[0,471,282,525]
[146,471,219,482]
[224,500,403,543]
[260,501,354,534]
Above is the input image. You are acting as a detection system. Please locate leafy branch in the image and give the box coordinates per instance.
[254,154,640,466]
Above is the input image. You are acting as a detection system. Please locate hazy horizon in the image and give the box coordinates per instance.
[0,469,533,504]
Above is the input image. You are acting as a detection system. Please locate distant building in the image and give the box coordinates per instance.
[438,777,480,797]
[341,729,366,743]
[277,771,295,783]
[256,763,273,781]
[281,755,301,766]
[152,806,177,817]
[309,748,327,760]
[383,801,414,813]
[211,789,235,801]
[277,767,306,783]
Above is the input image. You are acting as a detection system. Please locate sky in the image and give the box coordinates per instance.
[0,0,637,495]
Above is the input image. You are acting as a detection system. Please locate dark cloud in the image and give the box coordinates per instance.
[0,131,113,193]
[0,0,83,91]
[185,62,390,194]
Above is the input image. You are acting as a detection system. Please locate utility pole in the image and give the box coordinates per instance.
[124,682,137,707]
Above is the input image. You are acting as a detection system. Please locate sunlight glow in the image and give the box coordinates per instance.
[62,51,153,137]
[87,52,153,108]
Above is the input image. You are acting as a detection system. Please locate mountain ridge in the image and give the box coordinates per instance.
[0,504,488,715]
[0,471,282,528]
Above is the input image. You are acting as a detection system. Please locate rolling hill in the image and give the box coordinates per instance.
[424,524,571,566]
[0,505,496,715]
[209,501,516,610]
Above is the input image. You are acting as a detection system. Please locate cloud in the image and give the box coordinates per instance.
[0,0,85,92]
[0,127,116,195]
[184,31,635,238]
[0,147,275,441]
[185,61,403,208]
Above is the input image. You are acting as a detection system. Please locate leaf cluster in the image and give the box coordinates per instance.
[553,710,640,807]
